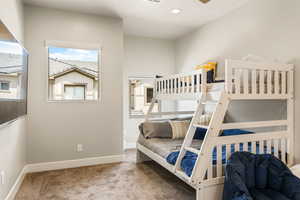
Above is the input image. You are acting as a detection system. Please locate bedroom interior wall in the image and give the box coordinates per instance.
[123,35,176,148]
[175,0,300,162]
[0,0,27,199]
[25,5,124,163]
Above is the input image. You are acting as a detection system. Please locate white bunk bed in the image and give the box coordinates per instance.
[136,59,294,200]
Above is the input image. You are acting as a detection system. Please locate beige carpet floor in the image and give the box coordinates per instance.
[15,150,195,200]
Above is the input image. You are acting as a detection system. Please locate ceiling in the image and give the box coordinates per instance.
[23,0,249,40]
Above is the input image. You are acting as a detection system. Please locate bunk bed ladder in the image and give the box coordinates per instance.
[174,92,230,184]
[191,92,230,184]
[174,93,206,180]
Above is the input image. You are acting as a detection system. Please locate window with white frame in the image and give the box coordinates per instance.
[129,77,160,117]
[47,43,100,101]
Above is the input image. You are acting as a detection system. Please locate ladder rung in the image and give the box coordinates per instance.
[175,169,190,181]
[184,147,200,154]
[193,124,209,129]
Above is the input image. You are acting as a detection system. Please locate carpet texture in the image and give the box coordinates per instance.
[15,150,195,200]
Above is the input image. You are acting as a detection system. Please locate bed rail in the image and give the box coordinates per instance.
[154,59,293,100]
[225,60,294,99]
[154,69,208,100]
[195,131,290,186]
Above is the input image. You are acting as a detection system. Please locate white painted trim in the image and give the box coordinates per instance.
[124,142,136,150]
[4,166,27,200]
[26,154,124,173]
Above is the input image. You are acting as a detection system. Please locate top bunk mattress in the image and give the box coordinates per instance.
[137,135,203,159]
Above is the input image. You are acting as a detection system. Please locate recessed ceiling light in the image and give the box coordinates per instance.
[171,9,182,14]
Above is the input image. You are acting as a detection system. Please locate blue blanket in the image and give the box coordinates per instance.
[166,143,272,177]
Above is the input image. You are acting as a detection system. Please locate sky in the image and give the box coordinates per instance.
[49,47,99,62]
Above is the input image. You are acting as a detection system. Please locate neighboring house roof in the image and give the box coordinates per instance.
[0,53,23,67]
[49,66,98,80]
[0,53,99,78]
[0,65,23,75]
[49,58,98,80]
[0,53,23,75]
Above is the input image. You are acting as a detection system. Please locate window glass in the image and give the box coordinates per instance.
[48,46,99,101]
[0,40,25,99]
[64,85,85,100]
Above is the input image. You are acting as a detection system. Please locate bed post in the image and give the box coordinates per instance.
[225,60,232,94]
[287,66,294,165]
[196,188,203,200]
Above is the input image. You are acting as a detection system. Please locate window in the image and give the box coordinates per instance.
[47,44,100,101]
[0,81,10,91]
[64,85,86,100]
[129,77,160,117]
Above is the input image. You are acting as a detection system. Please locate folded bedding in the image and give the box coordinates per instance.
[166,143,275,177]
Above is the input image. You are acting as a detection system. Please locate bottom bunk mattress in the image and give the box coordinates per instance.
[137,134,203,159]
[138,135,278,178]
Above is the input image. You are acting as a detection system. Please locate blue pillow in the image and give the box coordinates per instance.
[193,128,253,140]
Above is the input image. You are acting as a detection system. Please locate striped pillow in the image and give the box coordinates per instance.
[169,120,190,139]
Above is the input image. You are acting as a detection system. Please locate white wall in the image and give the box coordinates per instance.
[25,5,124,163]
[123,35,175,148]
[175,0,300,162]
[0,0,27,199]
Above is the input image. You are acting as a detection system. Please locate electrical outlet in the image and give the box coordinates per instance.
[77,144,83,152]
[0,171,5,185]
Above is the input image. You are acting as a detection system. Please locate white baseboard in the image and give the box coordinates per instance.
[5,167,27,200]
[26,154,124,173]
[124,142,136,150]
[5,154,124,200]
